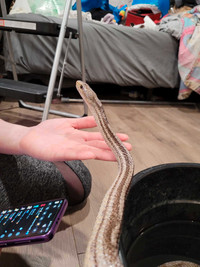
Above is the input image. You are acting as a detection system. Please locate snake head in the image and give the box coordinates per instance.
[76,80,102,108]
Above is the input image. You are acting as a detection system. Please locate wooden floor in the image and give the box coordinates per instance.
[0,98,200,267]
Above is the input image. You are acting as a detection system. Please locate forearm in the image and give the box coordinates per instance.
[0,119,29,155]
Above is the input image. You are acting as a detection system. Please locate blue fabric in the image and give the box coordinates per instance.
[132,0,170,16]
[109,4,127,23]
[72,0,127,23]
[72,0,109,12]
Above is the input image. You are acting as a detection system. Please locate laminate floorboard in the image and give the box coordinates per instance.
[0,99,199,266]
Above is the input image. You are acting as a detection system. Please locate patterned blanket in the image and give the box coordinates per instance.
[178,6,200,100]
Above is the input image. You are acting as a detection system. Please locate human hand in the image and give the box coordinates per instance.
[19,116,131,161]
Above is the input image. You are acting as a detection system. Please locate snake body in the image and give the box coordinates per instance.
[76,81,134,267]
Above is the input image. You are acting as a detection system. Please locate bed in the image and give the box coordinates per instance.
[2,12,180,91]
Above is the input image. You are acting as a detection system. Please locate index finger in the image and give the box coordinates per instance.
[71,116,97,129]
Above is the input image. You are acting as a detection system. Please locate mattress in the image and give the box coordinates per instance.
[3,13,180,89]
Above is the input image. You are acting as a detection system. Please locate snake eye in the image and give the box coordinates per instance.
[80,85,83,89]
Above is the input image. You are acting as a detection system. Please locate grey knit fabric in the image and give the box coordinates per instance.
[64,160,92,199]
[0,154,91,209]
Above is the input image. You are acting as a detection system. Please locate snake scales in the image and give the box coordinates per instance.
[76,81,134,267]
[76,81,199,267]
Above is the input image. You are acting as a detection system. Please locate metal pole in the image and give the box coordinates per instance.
[61,97,198,107]
[76,0,86,82]
[0,0,18,81]
[57,32,72,97]
[42,0,72,121]
[19,100,80,117]
[76,0,88,116]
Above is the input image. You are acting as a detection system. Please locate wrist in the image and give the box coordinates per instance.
[0,119,30,155]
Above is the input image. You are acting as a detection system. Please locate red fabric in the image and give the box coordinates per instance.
[125,10,161,26]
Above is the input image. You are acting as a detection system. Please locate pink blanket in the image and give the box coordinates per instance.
[178,6,200,100]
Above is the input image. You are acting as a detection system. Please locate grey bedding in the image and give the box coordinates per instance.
[4,13,180,89]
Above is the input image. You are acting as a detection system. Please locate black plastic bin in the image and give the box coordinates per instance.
[120,163,200,267]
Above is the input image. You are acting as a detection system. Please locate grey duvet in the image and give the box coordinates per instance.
[4,13,179,89]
